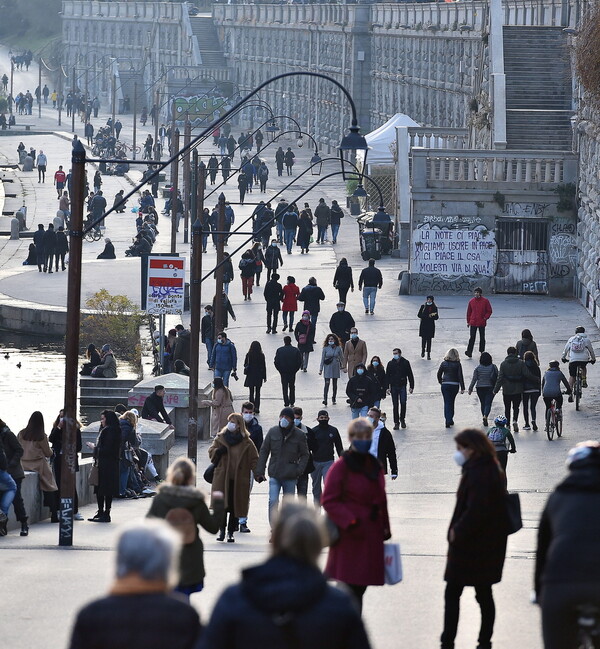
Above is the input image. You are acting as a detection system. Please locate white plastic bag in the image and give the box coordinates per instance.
[384,542,403,585]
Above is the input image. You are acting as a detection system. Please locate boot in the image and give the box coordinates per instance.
[227,532,235,543]
[20,518,29,536]
[332,385,337,405]
[50,511,60,523]
[88,510,104,522]
[217,528,225,542]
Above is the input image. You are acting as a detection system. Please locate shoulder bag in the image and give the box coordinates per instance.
[88,463,99,487]
[505,492,523,535]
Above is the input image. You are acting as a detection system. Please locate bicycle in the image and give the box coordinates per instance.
[84,219,102,242]
[545,397,563,441]
[577,604,600,649]
[574,363,586,411]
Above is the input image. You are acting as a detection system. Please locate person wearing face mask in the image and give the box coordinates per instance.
[281,275,300,332]
[320,334,344,406]
[201,305,215,366]
[417,295,439,360]
[437,348,465,429]
[243,341,267,414]
[385,348,415,430]
[200,377,234,437]
[343,327,368,379]
[299,277,326,332]
[254,408,309,527]
[264,239,284,282]
[367,407,397,480]
[310,410,343,506]
[208,414,259,543]
[263,272,283,334]
[329,301,356,344]
[294,310,315,372]
[442,428,508,649]
[274,336,303,407]
[237,402,263,534]
[346,363,377,419]
[291,407,318,499]
[321,417,392,614]
[333,258,354,305]
[209,332,238,387]
[465,287,493,358]
[367,356,387,408]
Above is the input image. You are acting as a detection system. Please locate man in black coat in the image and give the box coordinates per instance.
[264,272,283,334]
[358,258,384,315]
[385,348,415,430]
[345,363,376,418]
[42,223,57,273]
[91,190,107,227]
[329,302,356,344]
[264,239,283,282]
[298,277,325,331]
[54,226,69,271]
[274,336,303,407]
[33,223,45,272]
[172,324,191,366]
[310,409,344,505]
[141,385,173,428]
[367,407,398,479]
[201,305,215,366]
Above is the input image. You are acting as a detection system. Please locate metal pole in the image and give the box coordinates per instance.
[183,117,191,244]
[170,128,180,254]
[158,314,165,376]
[58,64,62,126]
[154,89,160,152]
[38,57,42,119]
[111,70,116,136]
[85,67,89,117]
[71,67,76,134]
[59,140,86,547]
[132,82,137,160]
[9,58,13,113]
[214,192,226,334]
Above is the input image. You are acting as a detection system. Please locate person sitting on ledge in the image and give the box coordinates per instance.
[80,343,102,376]
[141,385,174,429]
[91,344,118,378]
[23,243,37,265]
[97,237,116,260]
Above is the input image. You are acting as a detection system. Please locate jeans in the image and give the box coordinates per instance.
[317,225,328,243]
[390,385,407,425]
[296,473,308,498]
[276,221,284,242]
[119,460,131,495]
[310,314,319,335]
[441,383,460,424]
[214,368,231,386]
[503,393,521,422]
[267,307,279,332]
[268,477,297,524]
[351,405,369,419]
[284,228,295,253]
[282,311,295,329]
[0,469,17,514]
[280,373,296,406]
[331,223,340,243]
[362,286,377,311]
[204,338,214,365]
[476,386,495,418]
[301,351,311,371]
[311,460,333,504]
[441,581,495,649]
[467,325,486,355]
[522,391,539,425]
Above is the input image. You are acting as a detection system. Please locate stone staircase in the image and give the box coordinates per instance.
[116,69,146,112]
[189,16,227,68]
[503,26,573,151]
[80,377,139,408]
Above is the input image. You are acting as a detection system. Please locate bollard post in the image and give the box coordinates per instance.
[10,218,19,240]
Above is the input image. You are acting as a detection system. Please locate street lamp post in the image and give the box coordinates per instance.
[71,66,76,134]
[214,192,226,334]
[38,57,42,119]
[170,128,180,254]
[183,118,192,244]
[132,82,138,160]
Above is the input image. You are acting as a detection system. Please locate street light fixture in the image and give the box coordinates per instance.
[339,124,369,181]
[353,184,368,198]
[266,121,279,141]
[310,152,323,176]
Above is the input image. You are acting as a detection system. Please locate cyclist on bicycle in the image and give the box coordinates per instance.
[562,326,596,401]
[486,415,516,473]
[535,441,600,649]
[541,360,571,413]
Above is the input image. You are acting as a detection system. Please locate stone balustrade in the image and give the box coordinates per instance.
[408,127,469,150]
[62,0,182,21]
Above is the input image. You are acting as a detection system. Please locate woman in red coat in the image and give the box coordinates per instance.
[321,417,391,613]
[281,275,300,332]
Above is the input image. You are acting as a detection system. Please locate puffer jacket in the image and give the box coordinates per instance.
[255,425,309,481]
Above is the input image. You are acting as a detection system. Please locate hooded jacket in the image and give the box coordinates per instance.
[563,333,596,362]
[173,330,191,365]
[209,339,237,373]
[494,354,533,395]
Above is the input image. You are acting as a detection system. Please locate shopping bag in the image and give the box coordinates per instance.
[505,492,523,535]
[384,542,402,585]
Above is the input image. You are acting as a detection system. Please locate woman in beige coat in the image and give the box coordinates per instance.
[343,327,368,379]
[208,413,258,543]
[18,411,59,522]
[201,377,234,437]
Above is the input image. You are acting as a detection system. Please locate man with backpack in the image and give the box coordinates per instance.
[562,326,596,398]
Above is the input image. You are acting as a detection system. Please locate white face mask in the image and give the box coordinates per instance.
[227,421,237,432]
[242,413,253,423]
[453,450,467,466]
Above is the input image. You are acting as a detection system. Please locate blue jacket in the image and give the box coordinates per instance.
[209,340,237,372]
[246,416,263,453]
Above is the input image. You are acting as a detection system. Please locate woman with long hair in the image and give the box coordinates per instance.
[297,205,314,254]
[367,355,387,408]
[437,348,465,428]
[117,410,138,498]
[294,310,315,372]
[80,343,101,376]
[208,413,258,543]
[281,275,300,332]
[86,410,121,523]
[243,341,266,414]
[522,350,541,431]
[322,417,391,614]
[417,295,439,360]
[201,377,234,437]
[516,328,538,361]
[147,456,224,598]
[250,240,265,287]
[49,409,83,520]
[468,352,498,427]
[441,428,508,649]
[333,257,354,305]
[319,333,343,406]
[18,411,59,522]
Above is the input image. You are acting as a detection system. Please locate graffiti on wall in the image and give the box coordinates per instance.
[171,96,229,126]
[502,202,550,217]
[548,226,577,280]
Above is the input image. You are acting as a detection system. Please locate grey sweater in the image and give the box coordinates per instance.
[469,364,498,391]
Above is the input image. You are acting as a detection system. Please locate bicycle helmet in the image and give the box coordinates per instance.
[566,441,600,469]
[494,415,508,427]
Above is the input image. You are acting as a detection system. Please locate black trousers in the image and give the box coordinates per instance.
[421,336,433,354]
[248,385,262,412]
[441,581,495,649]
[44,250,56,271]
[467,325,486,355]
[347,584,368,615]
[221,480,238,534]
[324,378,338,402]
[503,393,521,422]
[522,391,539,424]
[11,477,27,521]
[54,251,66,270]
[337,285,350,305]
[280,373,296,406]
[267,306,280,332]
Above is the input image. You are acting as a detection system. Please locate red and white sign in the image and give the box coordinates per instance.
[146,256,185,314]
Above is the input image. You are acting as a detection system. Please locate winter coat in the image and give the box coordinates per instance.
[312,423,344,463]
[297,215,313,248]
[200,388,234,437]
[243,352,266,388]
[284,149,295,166]
[330,203,344,225]
[69,591,201,649]
[212,294,235,329]
[367,365,387,401]
[148,484,224,586]
[0,424,24,480]
[294,319,314,353]
[358,265,383,289]
[264,245,283,270]
[437,360,465,390]
[196,555,371,649]
[222,258,234,283]
[523,358,542,392]
[417,302,439,339]
[94,352,117,378]
[141,392,172,426]
[43,228,57,251]
[343,338,368,378]
[263,278,283,308]
[542,367,570,398]
[49,424,82,472]
[466,295,492,327]
[535,462,600,596]
[173,330,191,365]
[239,256,255,278]
[281,283,300,312]
[322,451,391,586]
[516,337,539,361]
[468,364,498,391]
[201,314,214,343]
[345,373,377,409]
[93,424,121,498]
[208,431,258,518]
[320,345,343,379]
[17,432,57,491]
[371,425,397,475]
[445,454,508,586]
[274,343,303,376]
[55,231,69,254]
[385,357,415,390]
[282,210,298,230]
[298,284,325,315]
[209,340,237,373]
[245,417,263,453]
[255,425,309,480]
[329,310,355,344]
[333,263,354,291]
[314,202,330,227]
[494,354,533,396]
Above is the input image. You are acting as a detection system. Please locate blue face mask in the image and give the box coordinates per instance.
[351,333,358,340]
[280,418,290,428]
[293,418,302,427]
[328,341,335,346]
[352,439,371,454]
[356,368,364,375]
[393,354,400,360]
[372,361,379,367]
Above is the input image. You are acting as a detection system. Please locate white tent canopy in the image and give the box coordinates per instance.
[357,113,420,167]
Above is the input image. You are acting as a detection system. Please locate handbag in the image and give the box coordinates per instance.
[88,464,99,487]
[384,542,403,585]
[323,356,334,366]
[203,463,216,484]
[505,492,523,535]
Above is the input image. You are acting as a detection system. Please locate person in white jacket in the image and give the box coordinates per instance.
[562,326,596,398]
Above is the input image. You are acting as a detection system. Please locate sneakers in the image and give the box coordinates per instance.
[532,421,538,431]
[74,513,84,521]
[0,512,7,536]
[365,309,369,314]
[227,533,235,543]
[401,420,407,429]
[523,424,531,431]
[240,523,251,533]
[513,421,519,433]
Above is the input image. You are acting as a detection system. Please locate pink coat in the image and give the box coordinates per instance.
[466,296,492,327]
[281,283,300,312]
[322,453,390,586]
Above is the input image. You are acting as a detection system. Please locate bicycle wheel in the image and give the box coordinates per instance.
[84,231,95,243]
[546,408,554,441]
[575,371,582,411]
[556,412,563,437]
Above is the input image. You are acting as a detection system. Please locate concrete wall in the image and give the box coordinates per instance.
[0,294,67,337]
